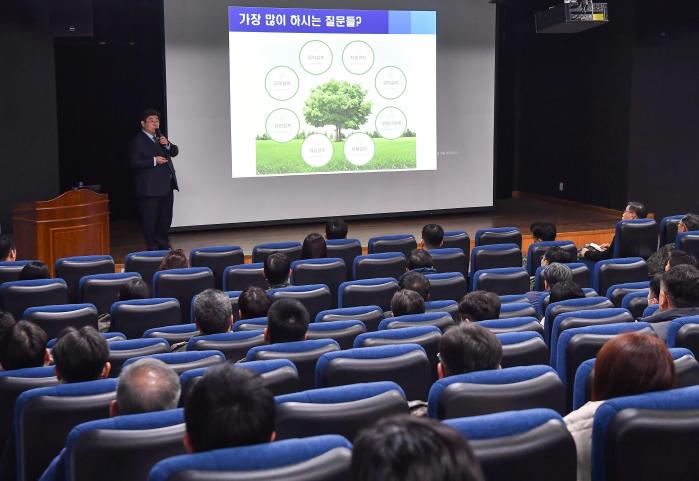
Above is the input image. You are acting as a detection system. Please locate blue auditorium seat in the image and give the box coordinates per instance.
[274,381,408,441]
[107,338,172,376]
[186,330,266,361]
[232,316,267,331]
[497,331,548,367]
[667,315,699,358]
[338,277,399,310]
[143,323,200,345]
[478,316,544,336]
[352,252,406,280]
[122,350,225,374]
[424,272,468,301]
[641,303,660,318]
[269,284,333,320]
[79,272,141,314]
[325,238,362,279]
[47,331,126,349]
[315,305,385,332]
[305,320,366,350]
[252,241,302,264]
[471,267,530,295]
[659,214,684,247]
[189,245,244,290]
[533,262,591,290]
[499,302,538,319]
[0,278,68,319]
[110,298,181,339]
[526,241,577,275]
[676,230,699,262]
[124,250,169,285]
[55,255,114,303]
[605,281,649,307]
[612,218,659,259]
[222,262,268,291]
[500,294,530,304]
[620,289,649,319]
[291,258,346,305]
[0,260,38,285]
[22,303,98,338]
[543,296,614,345]
[378,311,455,332]
[153,267,215,324]
[367,234,416,257]
[425,299,460,321]
[592,257,648,298]
[441,230,471,256]
[474,227,522,248]
[470,243,522,274]
[426,247,469,276]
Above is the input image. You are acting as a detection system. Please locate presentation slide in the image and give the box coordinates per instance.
[164,0,495,228]
[228,7,436,177]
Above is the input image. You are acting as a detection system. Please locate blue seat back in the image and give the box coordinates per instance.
[338,277,399,310]
[232,316,267,332]
[189,245,244,290]
[668,315,699,357]
[108,338,172,376]
[223,262,268,291]
[475,227,522,248]
[22,303,98,339]
[425,299,460,321]
[291,258,347,306]
[55,255,115,303]
[605,281,649,307]
[497,332,548,368]
[79,272,141,314]
[124,250,169,286]
[478,316,544,336]
[0,279,68,319]
[620,289,649,319]
[543,296,614,345]
[526,241,577,275]
[470,243,522,274]
[424,272,468,302]
[269,284,333,320]
[187,330,266,362]
[252,241,302,264]
[352,252,406,280]
[659,214,684,246]
[378,311,455,332]
[367,234,416,257]
[592,257,648,298]
[123,350,226,374]
[499,302,538,319]
[111,298,182,339]
[676,230,699,262]
[0,260,38,285]
[612,219,659,259]
[326,238,362,279]
[315,305,385,332]
[306,320,366,350]
[471,267,530,295]
[426,248,469,276]
[441,230,471,259]
[143,323,200,345]
[153,268,215,323]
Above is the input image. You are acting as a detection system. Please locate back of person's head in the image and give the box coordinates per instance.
[302,233,327,259]
[542,262,572,289]
[115,358,181,415]
[680,213,699,232]
[625,201,647,219]
[390,289,426,317]
[0,235,16,262]
[660,264,699,309]
[118,277,150,301]
[0,321,47,371]
[530,222,557,242]
[592,332,674,401]
[438,323,502,377]
[542,246,571,265]
[184,364,275,453]
[266,298,309,343]
[648,274,661,304]
[407,249,433,270]
[325,218,348,240]
[19,261,49,280]
[398,271,430,301]
[159,249,188,270]
[193,289,233,335]
[351,415,485,481]
[549,280,585,304]
[421,224,444,249]
[0,311,16,338]
[53,326,110,382]
[238,286,272,319]
[458,291,501,322]
[667,249,698,270]
[263,253,290,286]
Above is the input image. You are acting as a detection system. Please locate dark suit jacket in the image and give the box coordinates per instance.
[640,306,699,340]
[128,131,179,197]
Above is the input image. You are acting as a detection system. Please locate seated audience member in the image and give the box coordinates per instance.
[640,265,699,339]
[390,289,426,317]
[548,280,585,304]
[407,249,437,274]
[437,323,502,378]
[265,298,309,344]
[420,223,444,250]
[238,286,272,319]
[302,233,327,259]
[183,364,275,453]
[52,326,111,382]
[398,271,430,301]
[18,261,49,280]
[665,249,697,271]
[0,321,49,371]
[118,277,150,301]
[541,246,572,266]
[647,274,661,305]
[647,214,699,274]
[530,222,557,243]
[325,218,348,240]
[458,291,501,322]
[264,252,291,289]
[564,332,674,481]
[0,235,16,262]
[351,415,485,481]
[542,262,572,290]
[159,249,188,270]
[0,312,16,337]
[193,289,233,335]
[678,213,699,235]
[580,201,647,261]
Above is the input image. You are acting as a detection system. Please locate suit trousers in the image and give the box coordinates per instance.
[138,191,174,250]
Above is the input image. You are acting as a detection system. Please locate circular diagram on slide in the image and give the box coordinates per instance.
[375,66,407,100]
[265,66,299,101]
[375,107,407,140]
[301,134,334,167]
[299,40,333,75]
[342,41,375,75]
[265,109,300,143]
[344,133,375,166]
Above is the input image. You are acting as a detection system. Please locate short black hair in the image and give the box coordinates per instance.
[668,249,698,269]
[118,278,150,301]
[325,219,348,240]
[543,246,571,264]
[351,415,485,481]
[53,326,109,383]
[0,321,47,371]
[0,311,16,338]
[399,271,430,301]
[185,364,275,453]
[458,291,501,322]
[626,201,647,219]
[19,261,49,280]
[407,249,433,270]
[266,298,309,343]
[193,289,232,335]
[239,286,272,319]
[391,289,426,317]
[263,253,290,286]
[140,108,161,122]
[549,280,585,304]
[439,323,502,376]
[302,233,327,259]
[681,214,699,232]
[661,265,699,308]
[649,274,661,299]
[0,235,15,261]
[530,222,557,242]
[421,224,444,248]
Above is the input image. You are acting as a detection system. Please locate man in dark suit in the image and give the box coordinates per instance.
[128,109,179,250]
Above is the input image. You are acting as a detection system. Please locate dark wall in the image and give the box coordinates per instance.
[0,0,60,233]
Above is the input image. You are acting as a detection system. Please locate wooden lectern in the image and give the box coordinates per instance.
[12,189,110,276]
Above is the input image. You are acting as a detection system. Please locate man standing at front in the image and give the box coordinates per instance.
[128,109,179,250]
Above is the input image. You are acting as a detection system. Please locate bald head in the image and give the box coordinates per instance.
[116,358,181,415]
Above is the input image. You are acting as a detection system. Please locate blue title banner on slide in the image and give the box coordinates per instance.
[228,6,436,35]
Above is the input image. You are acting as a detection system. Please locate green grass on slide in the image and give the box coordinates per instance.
[255,137,416,175]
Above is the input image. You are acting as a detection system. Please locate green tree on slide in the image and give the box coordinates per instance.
[303,80,372,142]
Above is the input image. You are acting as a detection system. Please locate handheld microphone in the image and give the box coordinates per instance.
[155,128,163,139]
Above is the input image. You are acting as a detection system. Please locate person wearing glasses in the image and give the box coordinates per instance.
[579,201,647,261]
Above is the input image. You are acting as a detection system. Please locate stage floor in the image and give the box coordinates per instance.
[110,195,621,263]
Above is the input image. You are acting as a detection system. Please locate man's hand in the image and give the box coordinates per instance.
[579,247,589,258]
[158,136,169,146]
[600,243,610,249]
[155,156,169,165]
